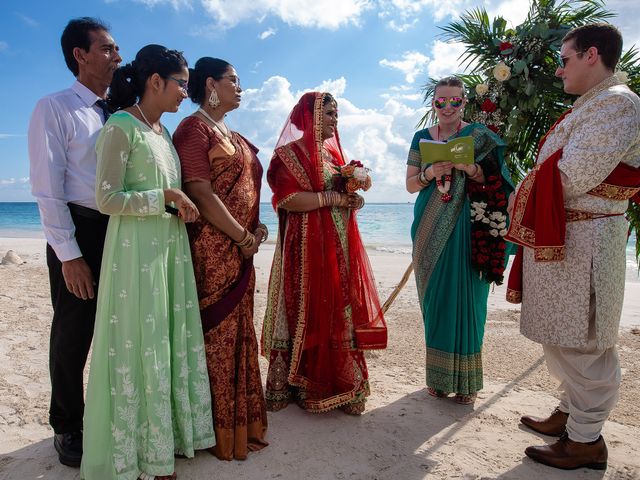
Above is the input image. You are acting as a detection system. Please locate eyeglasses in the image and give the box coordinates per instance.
[168,76,188,92]
[556,50,585,68]
[434,97,464,109]
[221,75,241,89]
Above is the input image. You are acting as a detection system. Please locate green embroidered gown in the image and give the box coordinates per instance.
[81,112,215,480]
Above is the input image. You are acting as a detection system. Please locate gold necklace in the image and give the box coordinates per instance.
[135,103,162,135]
[198,107,231,139]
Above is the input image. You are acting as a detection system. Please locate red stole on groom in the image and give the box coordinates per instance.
[505,110,640,304]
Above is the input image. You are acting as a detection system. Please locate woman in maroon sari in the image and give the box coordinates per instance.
[173,57,268,460]
[262,92,387,415]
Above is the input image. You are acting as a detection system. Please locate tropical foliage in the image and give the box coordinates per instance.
[420,0,640,261]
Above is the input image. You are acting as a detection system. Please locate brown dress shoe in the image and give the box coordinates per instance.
[520,407,568,437]
[525,433,608,470]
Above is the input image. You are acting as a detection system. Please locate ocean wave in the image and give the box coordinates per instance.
[374,246,412,255]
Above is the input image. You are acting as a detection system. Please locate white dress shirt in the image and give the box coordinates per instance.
[29,81,108,262]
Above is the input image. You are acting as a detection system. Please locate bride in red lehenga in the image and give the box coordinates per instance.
[262,92,387,415]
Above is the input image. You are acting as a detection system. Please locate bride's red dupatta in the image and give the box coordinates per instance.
[263,92,386,406]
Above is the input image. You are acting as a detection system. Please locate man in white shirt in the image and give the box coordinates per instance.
[28,17,121,468]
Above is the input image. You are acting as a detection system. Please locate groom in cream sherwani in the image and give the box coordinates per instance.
[510,23,640,470]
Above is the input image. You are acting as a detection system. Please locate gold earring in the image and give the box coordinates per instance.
[208,89,220,109]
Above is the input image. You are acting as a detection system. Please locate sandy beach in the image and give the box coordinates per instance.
[1,237,639,479]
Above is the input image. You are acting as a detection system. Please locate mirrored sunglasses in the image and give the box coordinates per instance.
[434,97,464,109]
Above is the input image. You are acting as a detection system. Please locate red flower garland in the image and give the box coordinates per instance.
[467,169,509,284]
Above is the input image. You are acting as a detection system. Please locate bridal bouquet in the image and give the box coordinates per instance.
[333,160,372,193]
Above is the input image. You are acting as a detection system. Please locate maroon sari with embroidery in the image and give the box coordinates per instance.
[173,116,268,460]
[261,92,386,414]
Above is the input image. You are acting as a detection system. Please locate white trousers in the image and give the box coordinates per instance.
[542,286,621,443]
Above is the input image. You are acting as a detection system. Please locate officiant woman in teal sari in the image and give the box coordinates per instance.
[405,76,514,404]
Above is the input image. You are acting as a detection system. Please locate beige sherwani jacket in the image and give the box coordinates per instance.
[520,76,640,349]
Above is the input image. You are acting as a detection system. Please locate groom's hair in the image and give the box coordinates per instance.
[563,23,622,71]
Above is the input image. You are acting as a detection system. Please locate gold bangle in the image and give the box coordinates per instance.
[234,228,248,245]
[323,191,339,207]
[234,228,255,248]
[317,192,325,208]
[239,232,256,249]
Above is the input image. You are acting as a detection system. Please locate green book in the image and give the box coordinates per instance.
[418,136,475,164]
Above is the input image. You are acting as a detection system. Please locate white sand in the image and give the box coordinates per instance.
[1,237,639,479]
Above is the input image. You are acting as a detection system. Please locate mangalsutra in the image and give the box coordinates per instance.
[135,103,162,135]
[198,107,231,139]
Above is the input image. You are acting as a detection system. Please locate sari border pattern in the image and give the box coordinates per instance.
[413,171,465,304]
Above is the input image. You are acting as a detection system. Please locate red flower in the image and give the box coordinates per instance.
[487,124,500,134]
[499,42,513,53]
[481,99,498,113]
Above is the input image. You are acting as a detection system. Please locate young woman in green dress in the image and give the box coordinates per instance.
[81,44,215,480]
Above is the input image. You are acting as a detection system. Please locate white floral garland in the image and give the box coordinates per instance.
[470,201,508,237]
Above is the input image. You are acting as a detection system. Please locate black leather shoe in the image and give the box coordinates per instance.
[54,431,83,468]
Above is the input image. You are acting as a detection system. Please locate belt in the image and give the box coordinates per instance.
[566,209,624,222]
[67,202,108,221]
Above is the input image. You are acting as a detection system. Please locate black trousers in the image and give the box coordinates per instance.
[46,204,108,434]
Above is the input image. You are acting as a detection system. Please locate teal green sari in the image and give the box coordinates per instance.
[408,123,513,395]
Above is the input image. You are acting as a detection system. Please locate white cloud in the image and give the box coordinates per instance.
[427,40,468,78]
[379,0,474,25]
[258,27,277,39]
[379,0,531,31]
[0,134,25,139]
[0,177,29,186]
[0,41,8,52]
[387,19,417,32]
[200,0,372,29]
[486,0,530,27]
[379,51,430,83]
[15,13,39,27]
[250,60,263,73]
[607,0,640,50]
[132,0,192,8]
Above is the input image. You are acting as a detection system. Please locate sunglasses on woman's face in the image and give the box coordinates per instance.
[434,97,464,109]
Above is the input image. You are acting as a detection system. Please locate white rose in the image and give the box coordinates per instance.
[475,83,489,96]
[615,71,629,83]
[493,62,511,82]
[353,167,368,181]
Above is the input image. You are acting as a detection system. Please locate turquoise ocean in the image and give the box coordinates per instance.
[0,202,415,251]
[1,202,637,277]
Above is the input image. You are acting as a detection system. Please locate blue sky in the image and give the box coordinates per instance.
[1,0,638,203]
